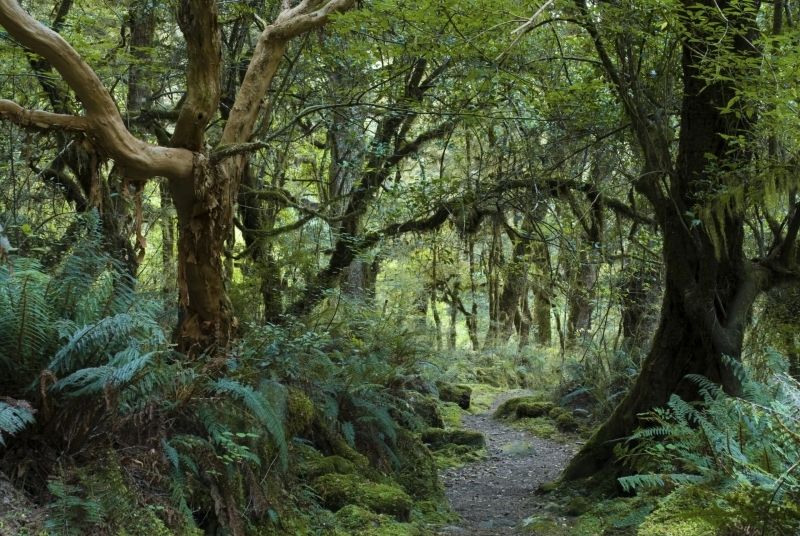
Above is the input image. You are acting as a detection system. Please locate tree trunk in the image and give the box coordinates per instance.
[170,163,235,354]
[619,263,660,354]
[483,218,504,345]
[238,161,284,323]
[326,75,372,300]
[566,252,598,343]
[533,283,552,346]
[562,247,747,479]
[563,0,761,479]
[160,182,176,296]
[498,225,531,343]
[517,293,533,350]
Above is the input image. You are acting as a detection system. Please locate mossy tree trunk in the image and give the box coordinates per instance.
[563,0,782,480]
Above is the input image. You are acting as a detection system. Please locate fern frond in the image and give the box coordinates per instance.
[212,378,287,469]
[618,473,666,492]
[0,400,35,445]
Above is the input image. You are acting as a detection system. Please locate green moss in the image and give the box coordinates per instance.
[563,496,591,516]
[435,382,472,409]
[313,473,413,521]
[465,384,507,414]
[410,499,458,526]
[285,388,315,437]
[511,417,558,439]
[520,515,570,535]
[394,430,443,500]
[406,393,444,428]
[253,513,313,536]
[438,402,463,429]
[474,366,517,387]
[638,487,720,536]
[300,455,356,479]
[538,481,559,493]
[420,428,485,450]
[58,454,179,536]
[554,412,578,432]
[494,396,553,419]
[334,505,421,536]
[431,444,487,469]
[517,401,556,419]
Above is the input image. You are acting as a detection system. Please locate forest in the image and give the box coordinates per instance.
[0,0,799,534]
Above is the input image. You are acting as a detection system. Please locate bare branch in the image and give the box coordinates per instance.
[0,99,88,131]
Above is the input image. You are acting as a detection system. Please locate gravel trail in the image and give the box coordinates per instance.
[438,392,577,535]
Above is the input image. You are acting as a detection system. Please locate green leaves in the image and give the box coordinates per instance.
[0,400,35,445]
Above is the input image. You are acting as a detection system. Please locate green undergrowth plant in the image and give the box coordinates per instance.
[237,307,429,472]
[0,218,451,535]
[617,355,800,535]
[0,216,170,453]
[434,346,548,391]
[557,344,641,421]
[0,219,289,534]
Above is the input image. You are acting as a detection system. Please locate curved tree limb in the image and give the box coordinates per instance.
[0,0,193,180]
[0,99,88,131]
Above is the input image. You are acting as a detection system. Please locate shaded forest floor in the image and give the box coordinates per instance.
[437,391,578,535]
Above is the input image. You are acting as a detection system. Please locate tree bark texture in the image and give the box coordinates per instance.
[563,0,763,479]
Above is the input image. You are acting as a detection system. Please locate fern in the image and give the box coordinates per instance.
[623,364,800,534]
[0,400,35,445]
[212,378,288,469]
[52,348,157,397]
[45,479,105,536]
[0,265,54,379]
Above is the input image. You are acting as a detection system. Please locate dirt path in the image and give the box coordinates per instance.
[437,392,578,535]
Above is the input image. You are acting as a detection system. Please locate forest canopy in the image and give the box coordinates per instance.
[1,0,800,534]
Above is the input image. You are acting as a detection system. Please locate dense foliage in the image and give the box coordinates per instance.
[1,0,800,533]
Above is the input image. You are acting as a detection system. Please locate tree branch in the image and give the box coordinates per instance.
[0,99,88,131]
[0,0,193,180]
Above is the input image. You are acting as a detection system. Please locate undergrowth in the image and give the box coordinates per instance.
[0,215,452,535]
[617,355,800,535]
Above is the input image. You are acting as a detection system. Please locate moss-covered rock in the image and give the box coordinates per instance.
[300,455,356,479]
[333,505,420,536]
[285,388,315,437]
[420,427,485,450]
[494,396,553,419]
[474,366,517,387]
[438,402,462,429]
[435,382,471,410]
[563,496,591,516]
[313,473,413,521]
[464,386,506,416]
[554,412,578,432]
[405,393,444,428]
[394,430,444,500]
[311,415,371,469]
